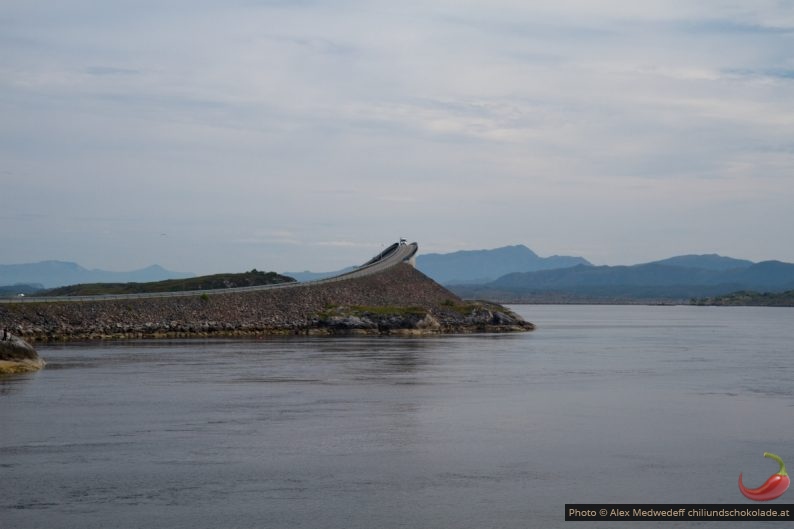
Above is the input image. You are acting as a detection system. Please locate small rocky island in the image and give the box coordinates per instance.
[0,263,533,342]
[0,331,45,374]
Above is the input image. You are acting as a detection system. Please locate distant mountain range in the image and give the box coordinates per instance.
[416,245,591,284]
[391,244,794,302]
[449,257,794,303]
[0,260,193,289]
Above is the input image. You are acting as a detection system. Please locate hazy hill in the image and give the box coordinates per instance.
[416,245,591,284]
[644,254,753,271]
[0,260,193,288]
[725,260,794,289]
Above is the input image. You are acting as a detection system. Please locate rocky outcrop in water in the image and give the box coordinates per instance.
[0,332,44,373]
[0,264,533,341]
[310,303,531,335]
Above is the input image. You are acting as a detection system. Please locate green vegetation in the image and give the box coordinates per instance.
[440,301,482,315]
[36,270,296,296]
[691,290,794,307]
[319,301,492,319]
[351,305,427,316]
[320,305,428,318]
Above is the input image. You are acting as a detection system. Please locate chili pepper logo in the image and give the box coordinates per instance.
[738,452,790,501]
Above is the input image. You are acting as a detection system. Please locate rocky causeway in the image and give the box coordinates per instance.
[0,264,533,345]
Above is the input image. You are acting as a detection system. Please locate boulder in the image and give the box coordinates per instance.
[0,332,45,374]
[323,315,377,331]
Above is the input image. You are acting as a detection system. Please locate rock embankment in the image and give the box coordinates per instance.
[0,331,44,374]
[0,264,533,341]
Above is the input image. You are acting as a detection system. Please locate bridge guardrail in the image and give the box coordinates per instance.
[0,242,419,304]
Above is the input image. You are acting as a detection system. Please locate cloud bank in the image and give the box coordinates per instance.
[1,1,792,272]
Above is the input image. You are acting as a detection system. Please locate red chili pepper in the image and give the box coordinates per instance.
[738,452,790,501]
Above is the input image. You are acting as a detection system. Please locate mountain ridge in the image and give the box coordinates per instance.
[0,260,194,288]
[641,254,754,271]
[416,244,591,284]
[450,259,794,302]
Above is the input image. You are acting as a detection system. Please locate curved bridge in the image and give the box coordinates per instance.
[0,241,419,304]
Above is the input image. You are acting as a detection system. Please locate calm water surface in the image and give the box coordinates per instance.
[2,305,794,528]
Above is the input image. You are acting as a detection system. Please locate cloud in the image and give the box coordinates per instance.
[725,68,794,80]
[313,240,380,248]
[84,66,140,76]
[673,19,794,35]
[1,0,793,271]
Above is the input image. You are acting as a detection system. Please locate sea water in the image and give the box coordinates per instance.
[2,305,793,528]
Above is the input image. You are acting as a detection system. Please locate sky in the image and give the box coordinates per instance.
[1,1,793,275]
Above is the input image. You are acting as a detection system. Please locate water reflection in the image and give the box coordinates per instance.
[0,374,35,395]
[0,378,17,395]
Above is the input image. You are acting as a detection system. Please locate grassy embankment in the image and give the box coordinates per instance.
[37,270,295,296]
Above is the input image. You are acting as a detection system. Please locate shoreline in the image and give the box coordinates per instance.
[19,323,531,343]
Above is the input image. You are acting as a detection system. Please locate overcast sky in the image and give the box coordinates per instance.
[2,1,793,274]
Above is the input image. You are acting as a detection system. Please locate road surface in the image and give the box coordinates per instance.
[0,241,419,304]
